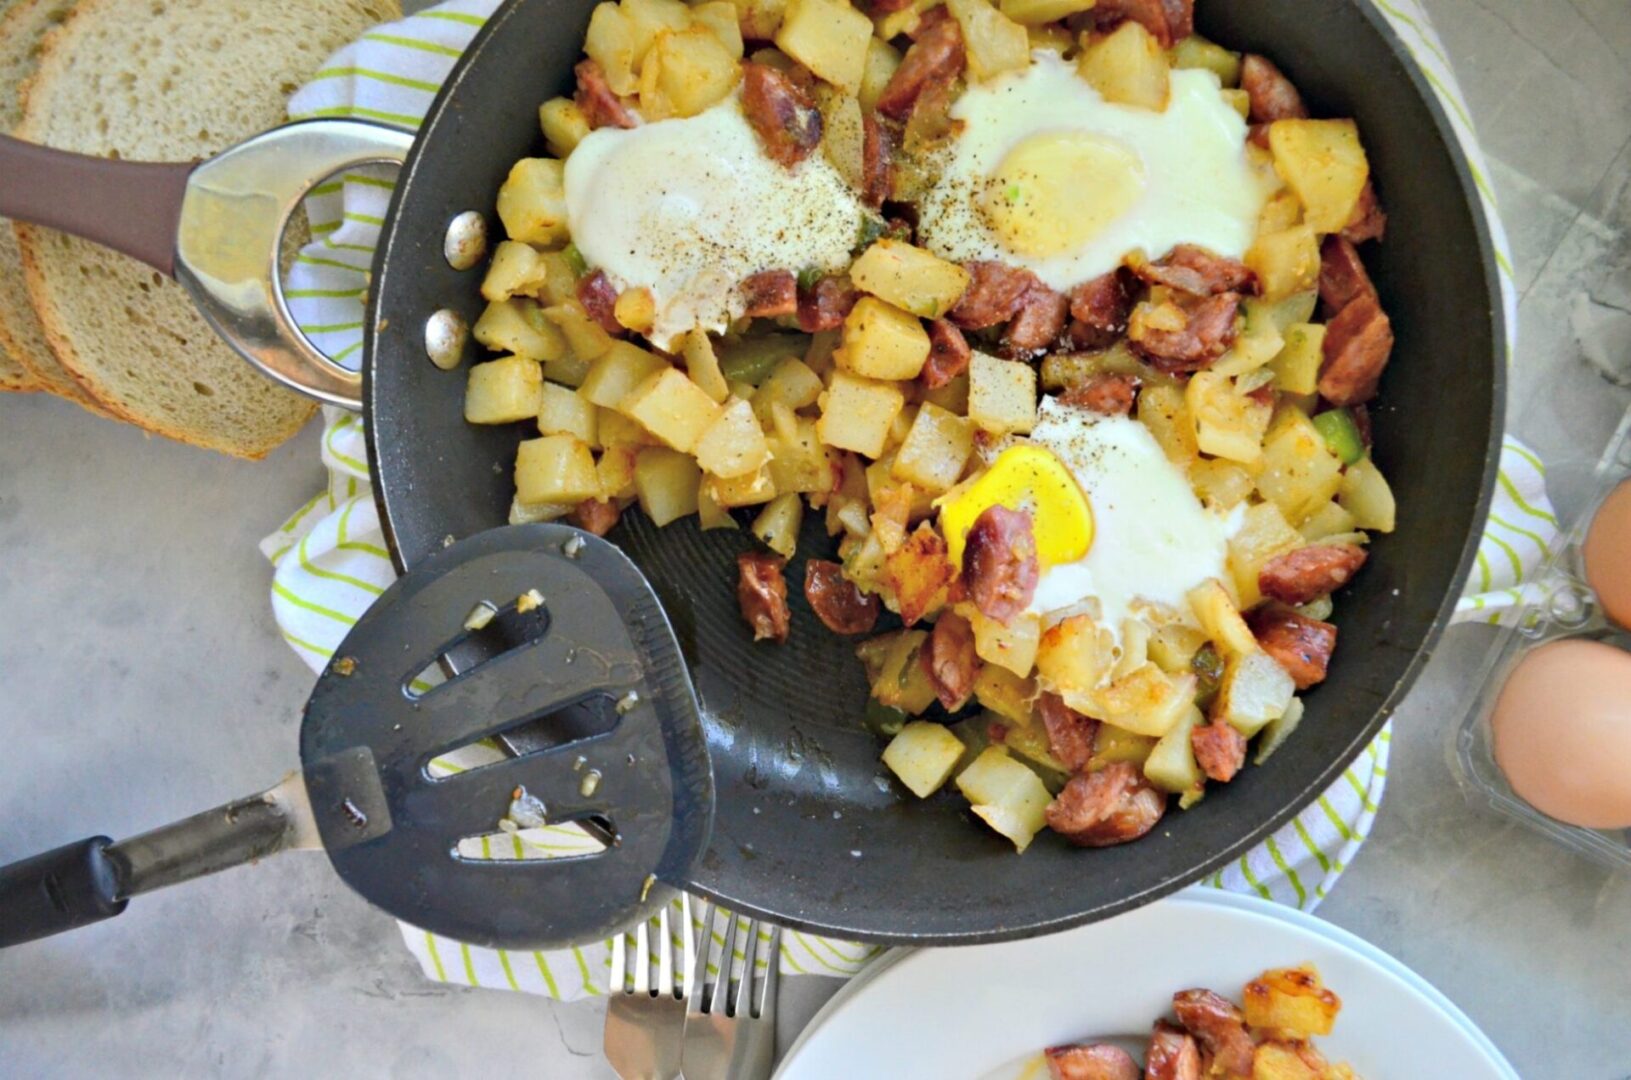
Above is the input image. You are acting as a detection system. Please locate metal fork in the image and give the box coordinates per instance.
[681,904,781,1080]
[604,895,692,1080]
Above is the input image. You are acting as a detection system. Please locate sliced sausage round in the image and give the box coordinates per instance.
[1045,762,1167,847]
[804,559,881,635]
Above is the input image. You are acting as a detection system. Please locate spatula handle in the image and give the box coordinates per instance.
[0,837,127,948]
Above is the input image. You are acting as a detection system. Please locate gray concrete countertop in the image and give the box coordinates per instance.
[2,1,1629,1076]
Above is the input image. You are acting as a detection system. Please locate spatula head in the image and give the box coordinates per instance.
[299,524,713,949]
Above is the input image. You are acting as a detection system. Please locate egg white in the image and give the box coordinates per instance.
[563,94,864,351]
[916,52,1270,292]
[1026,397,1243,634]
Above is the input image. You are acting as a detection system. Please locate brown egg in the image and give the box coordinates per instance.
[1491,639,1631,829]
[1584,479,1631,628]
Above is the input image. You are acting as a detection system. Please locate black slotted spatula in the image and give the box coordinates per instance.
[0,524,714,950]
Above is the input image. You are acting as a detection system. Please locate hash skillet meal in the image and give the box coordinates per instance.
[1039,964,1359,1080]
[463,0,1398,853]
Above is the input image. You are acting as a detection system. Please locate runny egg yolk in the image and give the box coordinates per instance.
[981,132,1146,259]
[937,444,1094,572]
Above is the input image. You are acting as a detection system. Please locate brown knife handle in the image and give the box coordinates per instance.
[0,135,194,277]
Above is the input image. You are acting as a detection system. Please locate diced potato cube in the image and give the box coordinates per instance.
[1188,578,1258,657]
[621,367,724,453]
[1036,613,1116,705]
[1112,618,1151,682]
[1148,622,1209,674]
[849,239,972,320]
[623,0,693,62]
[947,0,1029,82]
[1247,290,1319,334]
[871,0,935,40]
[543,300,615,361]
[819,371,906,457]
[1228,501,1305,609]
[695,397,772,478]
[580,340,669,408]
[1078,20,1169,111]
[706,463,778,508]
[1187,371,1272,465]
[1246,965,1337,1037]
[816,87,866,190]
[1253,695,1304,765]
[1028,22,1073,53]
[537,381,600,444]
[956,746,1052,852]
[1138,382,1199,466]
[599,406,656,449]
[538,97,592,158]
[613,287,657,335]
[857,37,900,111]
[1169,35,1241,86]
[753,357,824,418]
[1189,458,1255,512]
[751,492,804,557]
[1217,648,1295,737]
[639,25,742,120]
[837,297,932,381]
[1269,323,1326,395]
[597,446,639,501]
[482,240,549,302]
[534,251,582,307]
[767,408,840,494]
[1082,663,1195,738]
[998,0,1094,26]
[886,403,917,453]
[1090,724,1158,770]
[968,351,1037,436]
[1144,706,1204,795]
[634,447,702,525]
[774,0,872,94]
[473,298,567,361]
[1258,189,1302,233]
[516,434,600,504]
[1257,406,1344,526]
[586,1,641,94]
[464,356,543,424]
[883,721,967,798]
[1336,455,1394,534]
[972,660,1036,725]
[1250,1042,1323,1080]
[680,331,730,403]
[1299,500,1357,542]
[496,158,568,246]
[690,0,745,57]
[1246,224,1319,301]
[1268,119,1370,234]
[696,475,738,530]
[867,454,934,522]
[510,497,575,524]
[892,402,975,494]
[731,0,789,40]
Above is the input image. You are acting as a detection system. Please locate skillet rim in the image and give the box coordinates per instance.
[362,0,1506,945]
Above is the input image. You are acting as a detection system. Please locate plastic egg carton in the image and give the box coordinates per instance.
[1451,404,1631,869]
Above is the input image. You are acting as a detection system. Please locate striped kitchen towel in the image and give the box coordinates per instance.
[261,0,1555,997]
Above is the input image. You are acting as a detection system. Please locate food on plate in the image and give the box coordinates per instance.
[1040,965,1358,1080]
[1490,638,1631,831]
[466,0,1397,850]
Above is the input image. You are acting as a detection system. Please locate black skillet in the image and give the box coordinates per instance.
[0,0,1502,947]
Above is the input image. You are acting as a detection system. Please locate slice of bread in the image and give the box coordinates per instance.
[14,0,400,457]
[0,0,79,396]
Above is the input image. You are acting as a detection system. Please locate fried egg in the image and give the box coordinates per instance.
[1028,398,1243,631]
[916,51,1269,292]
[564,94,864,351]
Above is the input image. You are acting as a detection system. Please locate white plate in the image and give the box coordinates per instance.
[775,888,1518,1079]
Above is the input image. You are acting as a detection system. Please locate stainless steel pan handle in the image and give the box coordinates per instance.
[0,120,415,411]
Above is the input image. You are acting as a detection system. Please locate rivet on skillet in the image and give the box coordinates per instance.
[424,308,468,370]
[442,209,488,270]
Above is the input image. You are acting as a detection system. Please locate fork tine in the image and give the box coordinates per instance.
[712,912,740,1015]
[757,925,782,1019]
[656,904,673,997]
[633,919,651,995]
[610,930,628,993]
[733,918,759,1019]
[688,900,715,1014]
